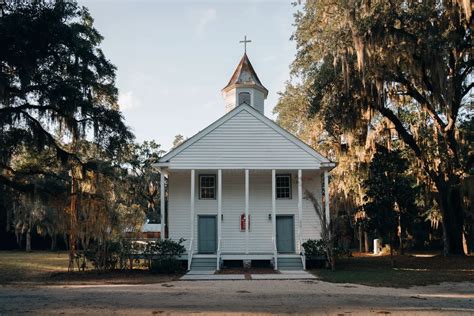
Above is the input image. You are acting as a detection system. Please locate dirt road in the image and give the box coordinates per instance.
[0,279,473,315]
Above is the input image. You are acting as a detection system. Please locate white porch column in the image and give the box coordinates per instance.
[160,171,165,240]
[324,170,330,224]
[190,169,195,251]
[217,169,222,270]
[245,169,249,254]
[272,169,277,270]
[298,169,303,251]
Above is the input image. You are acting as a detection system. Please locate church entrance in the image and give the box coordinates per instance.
[276,215,295,253]
[198,215,217,254]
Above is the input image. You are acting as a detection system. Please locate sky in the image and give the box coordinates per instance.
[79,0,298,152]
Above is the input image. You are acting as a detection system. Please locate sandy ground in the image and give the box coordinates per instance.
[0,279,473,315]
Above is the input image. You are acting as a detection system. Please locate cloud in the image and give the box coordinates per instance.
[195,8,217,37]
[118,91,140,111]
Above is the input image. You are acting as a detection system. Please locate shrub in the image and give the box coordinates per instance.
[302,239,352,262]
[145,238,186,274]
[84,240,128,271]
[302,239,326,258]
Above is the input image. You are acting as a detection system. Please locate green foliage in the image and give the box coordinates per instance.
[172,134,185,149]
[277,0,472,254]
[303,239,352,261]
[145,239,186,274]
[0,1,160,258]
[0,0,134,191]
[84,240,128,271]
[126,141,165,224]
[302,239,325,258]
[364,145,418,249]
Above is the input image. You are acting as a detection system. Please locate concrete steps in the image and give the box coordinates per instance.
[190,257,217,270]
[277,257,304,270]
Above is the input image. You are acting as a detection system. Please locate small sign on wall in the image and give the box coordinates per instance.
[240,213,250,231]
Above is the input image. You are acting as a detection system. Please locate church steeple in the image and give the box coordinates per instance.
[221,40,268,114]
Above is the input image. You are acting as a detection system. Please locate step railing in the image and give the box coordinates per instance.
[187,238,194,270]
[216,238,221,270]
[299,239,306,270]
[272,236,278,270]
[300,247,306,270]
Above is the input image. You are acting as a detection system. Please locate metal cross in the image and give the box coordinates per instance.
[239,35,252,54]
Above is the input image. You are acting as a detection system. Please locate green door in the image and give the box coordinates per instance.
[276,215,295,253]
[198,215,217,254]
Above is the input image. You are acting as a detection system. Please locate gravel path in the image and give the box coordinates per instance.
[0,279,473,315]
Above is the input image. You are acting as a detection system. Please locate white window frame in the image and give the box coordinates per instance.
[276,174,292,200]
[238,92,251,106]
[199,174,216,200]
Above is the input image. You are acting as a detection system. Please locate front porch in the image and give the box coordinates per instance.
[158,168,331,272]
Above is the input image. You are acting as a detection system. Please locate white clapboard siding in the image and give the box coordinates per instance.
[168,170,322,254]
[160,105,328,170]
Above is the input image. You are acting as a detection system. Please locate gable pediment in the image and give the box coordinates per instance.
[159,105,333,170]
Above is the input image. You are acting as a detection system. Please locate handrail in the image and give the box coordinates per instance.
[216,238,221,270]
[299,238,306,270]
[272,236,278,270]
[300,246,306,270]
[187,238,194,270]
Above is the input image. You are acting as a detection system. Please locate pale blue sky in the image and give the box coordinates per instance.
[79,0,297,151]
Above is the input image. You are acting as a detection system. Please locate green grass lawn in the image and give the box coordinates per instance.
[1,250,473,287]
[0,251,69,284]
[311,252,474,288]
[0,251,177,285]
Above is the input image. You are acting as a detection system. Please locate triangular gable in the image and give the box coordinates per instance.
[158,104,334,169]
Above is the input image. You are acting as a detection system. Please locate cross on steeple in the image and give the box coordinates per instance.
[239,35,252,54]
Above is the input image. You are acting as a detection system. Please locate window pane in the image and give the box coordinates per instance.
[200,175,216,199]
[276,175,291,199]
[238,92,251,106]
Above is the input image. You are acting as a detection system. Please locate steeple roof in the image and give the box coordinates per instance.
[222,53,268,97]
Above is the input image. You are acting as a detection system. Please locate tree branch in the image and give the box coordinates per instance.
[20,110,81,165]
[394,75,447,130]
[461,81,474,99]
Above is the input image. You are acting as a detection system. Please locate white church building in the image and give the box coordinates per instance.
[155,50,335,271]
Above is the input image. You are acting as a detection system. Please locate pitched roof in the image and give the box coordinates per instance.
[157,104,335,170]
[221,53,268,96]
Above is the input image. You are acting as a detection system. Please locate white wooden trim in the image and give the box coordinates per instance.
[272,169,277,270]
[162,166,326,170]
[190,169,195,247]
[217,169,222,270]
[160,172,165,240]
[158,104,332,164]
[298,169,302,250]
[324,171,330,224]
[245,169,249,255]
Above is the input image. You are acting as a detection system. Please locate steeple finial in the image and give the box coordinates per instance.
[239,35,251,54]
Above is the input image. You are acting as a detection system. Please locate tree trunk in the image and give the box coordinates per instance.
[389,238,394,268]
[358,225,363,253]
[25,227,31,252]
[437,182,464,255]
[15,230,22,249]
[68,174,78,272]
[398,214,404,255]
[51,234,57,251]
[364,231,369,253]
